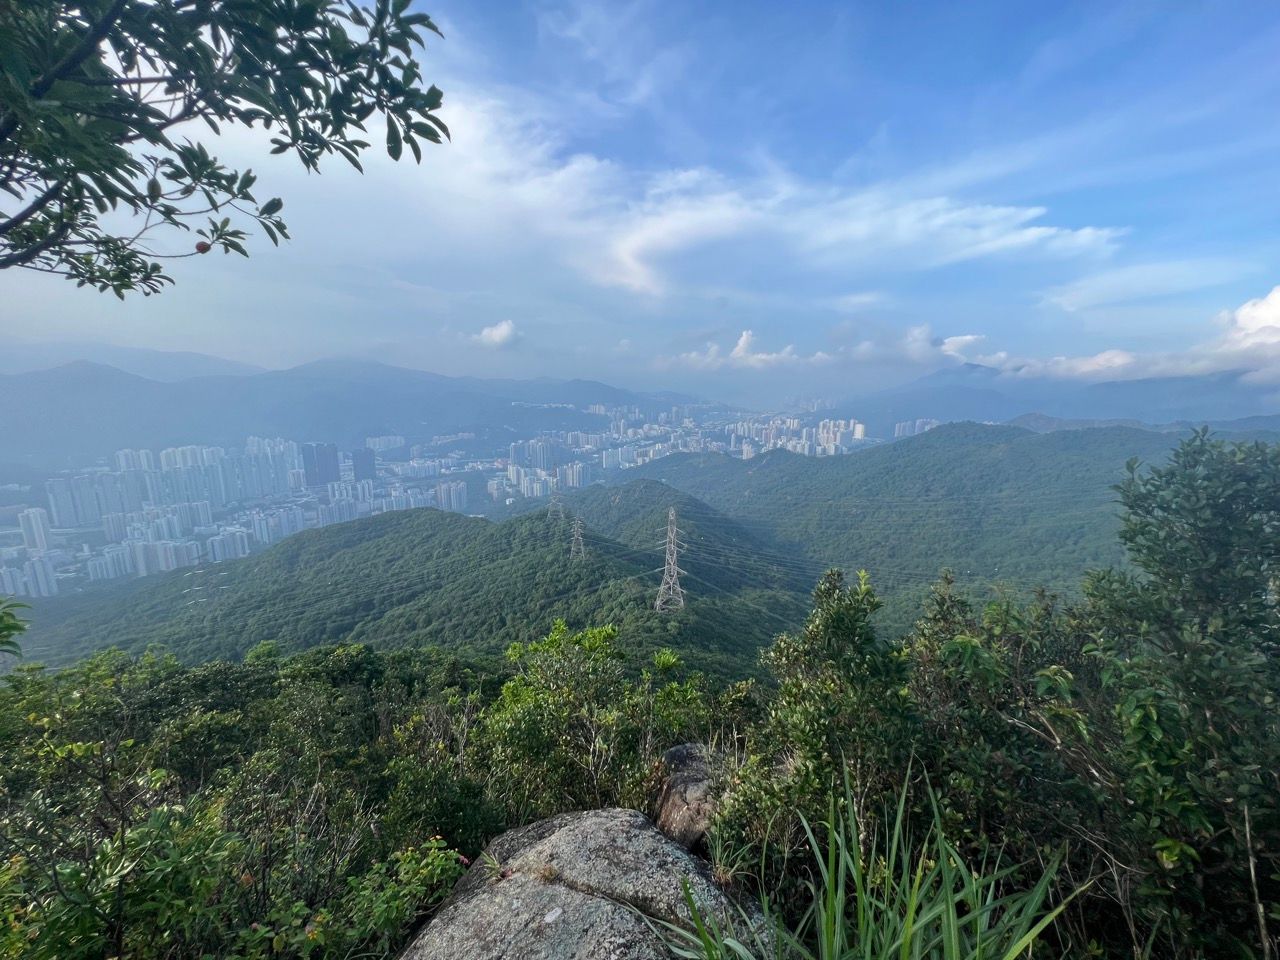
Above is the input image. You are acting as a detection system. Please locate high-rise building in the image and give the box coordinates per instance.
[302,443,340,486]
[102,512,128,543]
[436,480,469,512]
[69,475,102,525]
[18,508,52,552]
[44,478,76,527]
[22,556,58,597]
[113,448,155,472]
[0,566,25,596]
[207,529,251,562]
[529,439,558,471]
[365,435,406,453]
[351,447,377,483]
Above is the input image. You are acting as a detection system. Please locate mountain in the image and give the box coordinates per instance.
[841,364,1280,434]
[1010,411,1280,438]
[19,422,1267,671]
[0,341,266,380]
[624,422,1223,630]
[0,360,669,465]
[17,481,809,676]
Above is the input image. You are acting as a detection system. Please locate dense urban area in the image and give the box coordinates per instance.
[0,399,917,598]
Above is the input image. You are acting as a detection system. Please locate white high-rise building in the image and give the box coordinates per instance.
[22,556,58,597]
[0,566,25,596]
[18,508,51,552]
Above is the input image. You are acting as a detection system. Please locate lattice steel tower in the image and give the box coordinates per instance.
[548,492,566,521]
[570,517,586,562]
[654,507,686,612]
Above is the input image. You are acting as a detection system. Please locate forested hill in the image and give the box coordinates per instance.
[18,483,809,675]
[17,423,1233,671]
[625,422,1195,629]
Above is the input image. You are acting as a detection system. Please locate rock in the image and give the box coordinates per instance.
[655,743,716,849]
[401,807,763,960]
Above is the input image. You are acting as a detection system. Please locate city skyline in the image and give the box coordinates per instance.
[3,0,1279,405]
[1,398,881,598]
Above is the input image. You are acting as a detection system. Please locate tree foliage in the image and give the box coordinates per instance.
[21,497,805,677]
[711,431,1280,957]
[0,599,23,659]
[0,0,447,296]
[2,431,1277,958]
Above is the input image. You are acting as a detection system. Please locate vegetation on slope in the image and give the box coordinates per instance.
[628,422,1188,633]
[2,431,1276,959]
[20,484,808,677]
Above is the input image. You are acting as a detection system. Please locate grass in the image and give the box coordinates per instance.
[657,780,1076,960]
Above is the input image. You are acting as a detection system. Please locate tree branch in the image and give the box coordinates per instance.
[0,179,64,237]
[0,0,130,143]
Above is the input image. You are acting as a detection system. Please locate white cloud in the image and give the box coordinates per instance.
[668,330,833,371]
[472,319,520,348]
[1218,284,1280,349]
[824,291,887,312]
[592,178,1118,296]
[1042,259,1249,311]
[941,334,985,358]
[934,285,1280,383]
[787,192,1120,271]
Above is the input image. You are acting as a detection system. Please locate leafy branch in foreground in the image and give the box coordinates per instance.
[0,0,448,297]
[0,598,25,658]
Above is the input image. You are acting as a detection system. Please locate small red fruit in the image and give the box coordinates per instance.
[195,241,211,254]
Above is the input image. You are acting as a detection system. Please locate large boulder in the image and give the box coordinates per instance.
[654,743,717,849]
[401,808,763,960]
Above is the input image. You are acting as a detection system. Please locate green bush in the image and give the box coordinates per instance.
[475,620,712,820]
[714,570,912,903]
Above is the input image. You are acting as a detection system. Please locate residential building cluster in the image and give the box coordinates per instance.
[1,435,477,596]
[2,396,893,599]
[728,415,870,458]
[894,418,942,438]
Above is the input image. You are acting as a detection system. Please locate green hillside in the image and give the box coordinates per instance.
[19,424,1210,670]
[626,422,1190,632]
[19,482,808,675]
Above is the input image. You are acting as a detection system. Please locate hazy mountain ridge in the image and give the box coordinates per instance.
[0,360,672,465]
[1009,410,1280,436]
[840,364,1280,434]
[0,341,267,380]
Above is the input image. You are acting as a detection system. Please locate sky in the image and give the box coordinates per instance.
[4,0,1280,404]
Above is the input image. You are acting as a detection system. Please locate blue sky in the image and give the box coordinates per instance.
[5,0,1280,403]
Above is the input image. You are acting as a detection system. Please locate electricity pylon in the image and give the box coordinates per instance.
[654,507,686,612]
[570,517,586,562]
[548,491,565,521]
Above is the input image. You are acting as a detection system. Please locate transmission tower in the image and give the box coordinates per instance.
[570,517,586,562]
[548,491,566,521]
[654,507,686,612]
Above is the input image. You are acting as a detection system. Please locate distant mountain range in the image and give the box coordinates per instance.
[0,359,670,465]
[1,341,267,380]
[6,345,1279,466]
[841,363,1280,434]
